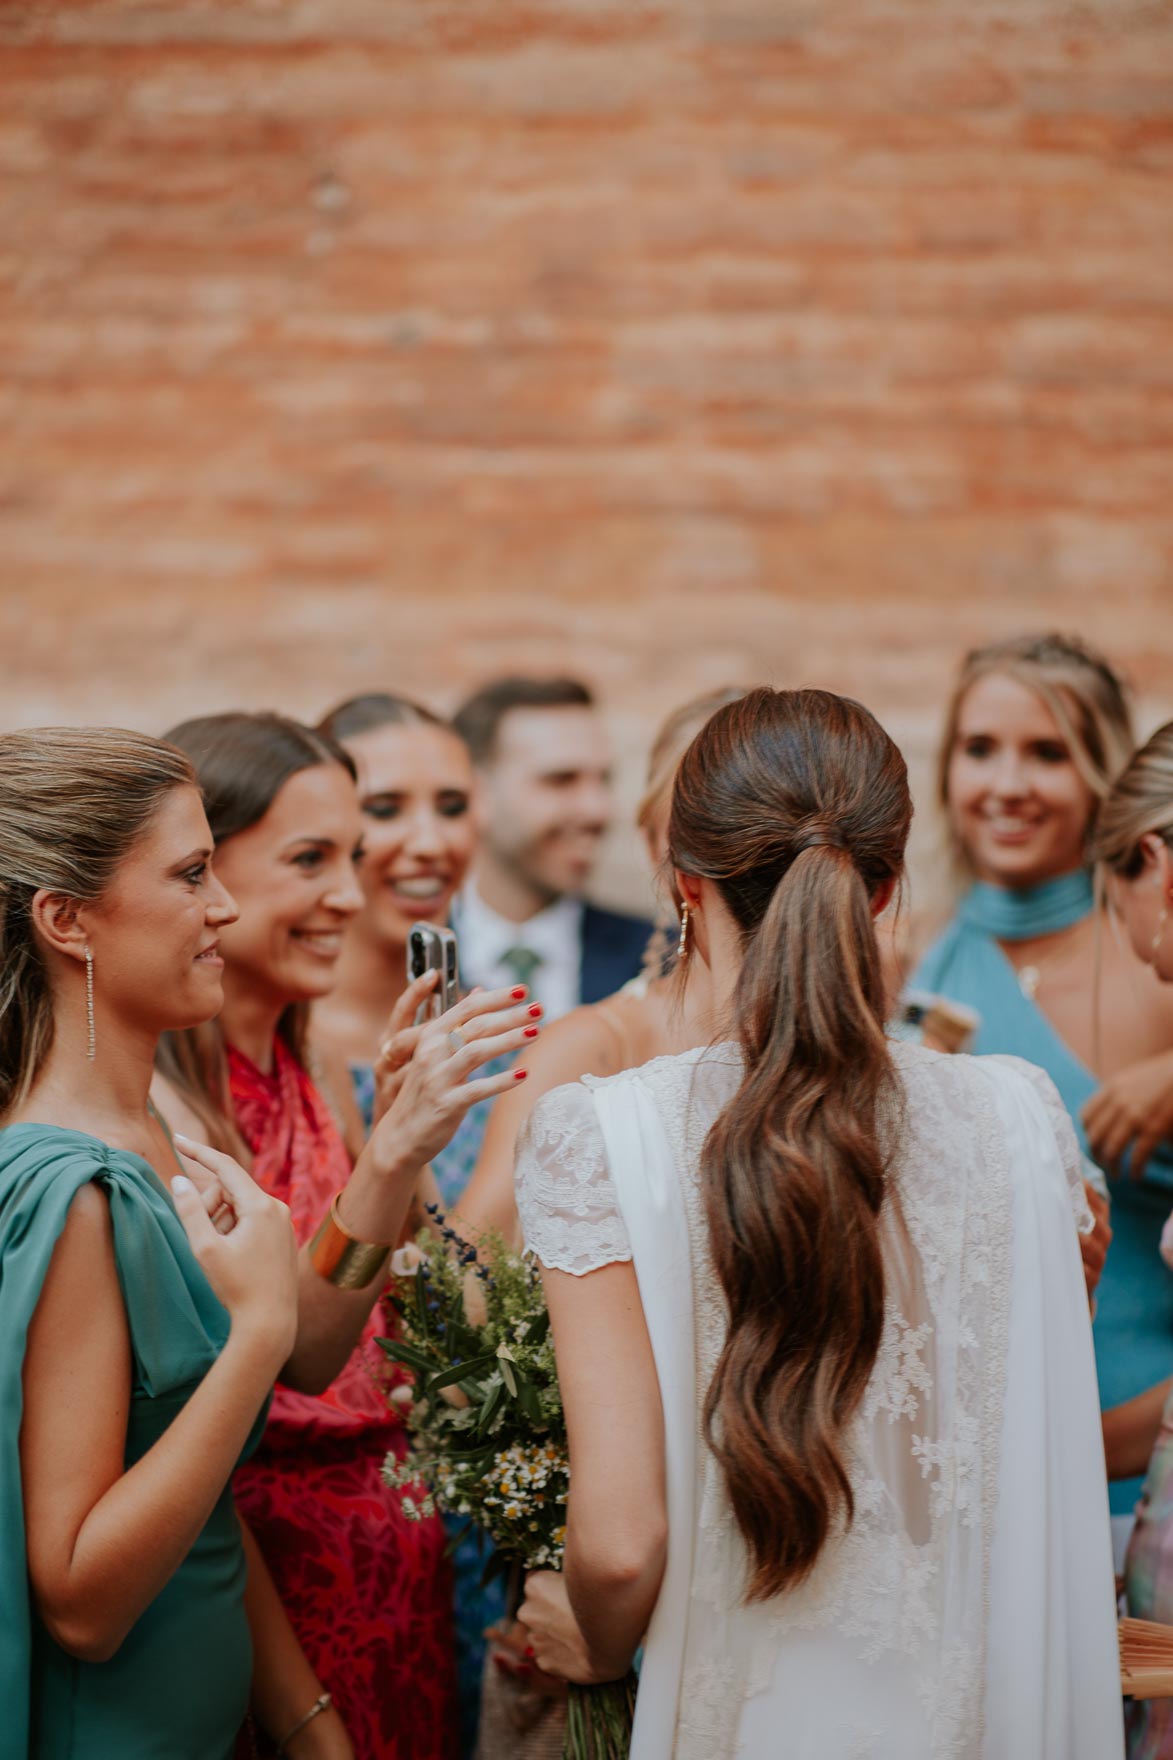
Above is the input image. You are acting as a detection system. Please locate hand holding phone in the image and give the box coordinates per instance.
[407,924,460,1025]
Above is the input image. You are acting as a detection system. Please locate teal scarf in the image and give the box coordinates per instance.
[915,870,1097,1141]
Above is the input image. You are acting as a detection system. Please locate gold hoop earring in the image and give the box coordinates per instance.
[677,904,691,963]
[85,943,96,1062]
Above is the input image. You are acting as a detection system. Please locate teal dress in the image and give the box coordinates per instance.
[913,872,1173,1517]
[0,1124,269,1759]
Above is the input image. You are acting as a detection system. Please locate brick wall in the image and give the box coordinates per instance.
[2,0,1171,917]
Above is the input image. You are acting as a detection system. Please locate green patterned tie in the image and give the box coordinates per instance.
[500,945,543,990]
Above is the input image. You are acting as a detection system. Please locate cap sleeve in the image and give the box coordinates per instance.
[514,1081,632,1277]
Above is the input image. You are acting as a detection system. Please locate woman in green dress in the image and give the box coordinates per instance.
[0,725,302,1760]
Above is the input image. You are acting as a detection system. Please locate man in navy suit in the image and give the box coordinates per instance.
[452,676,653,1019]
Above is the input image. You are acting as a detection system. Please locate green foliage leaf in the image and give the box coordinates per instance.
[427,1352,498,1394]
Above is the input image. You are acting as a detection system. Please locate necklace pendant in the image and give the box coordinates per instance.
[1018,964,1041,1001]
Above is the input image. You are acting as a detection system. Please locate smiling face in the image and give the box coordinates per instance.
[946,671,1097,889]
[477,705,614,901]
[211,762,365,1008]
[342,721,475,953]
[82,784,239,1034]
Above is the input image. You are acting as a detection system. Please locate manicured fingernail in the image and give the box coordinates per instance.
[511,986,527,1000]
[171,1174,193,1193]
[513,1069,528,1081]
[523,1026,539,1039]
[527,1004,542,1018]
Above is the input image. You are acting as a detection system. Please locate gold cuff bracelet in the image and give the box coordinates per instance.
[308,1194,393,1290]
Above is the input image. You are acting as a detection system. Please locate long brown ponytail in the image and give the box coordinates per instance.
[669,688,912,1600]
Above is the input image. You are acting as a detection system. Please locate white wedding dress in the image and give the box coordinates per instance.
[515,1040,1123,1760]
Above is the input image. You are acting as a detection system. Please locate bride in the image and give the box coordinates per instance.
[511,687,1122,1759]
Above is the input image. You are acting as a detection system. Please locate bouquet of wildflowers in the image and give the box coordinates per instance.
[378,1206,636,1759]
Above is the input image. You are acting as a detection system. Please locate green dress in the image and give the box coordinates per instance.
[0,1123,269,1759]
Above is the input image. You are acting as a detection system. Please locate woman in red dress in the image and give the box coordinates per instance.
[152,712,539,1759]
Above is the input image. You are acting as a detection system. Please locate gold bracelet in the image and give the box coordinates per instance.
[308,1194,392,1290]
[277,1690,333,1754]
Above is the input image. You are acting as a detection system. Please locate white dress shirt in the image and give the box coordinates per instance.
[454,884,584,1023]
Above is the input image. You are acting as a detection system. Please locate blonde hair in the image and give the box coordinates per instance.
[636,686,748,843]
[635,687,748,980]
[1091,721,1173,878]
[936,633,1134,873]
[0,727,195,1118]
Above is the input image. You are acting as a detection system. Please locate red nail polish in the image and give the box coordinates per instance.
[524,1026,539,1039]
[513,1069,528,1081]
[527,1004,542,1018]
[511,986,527,1000]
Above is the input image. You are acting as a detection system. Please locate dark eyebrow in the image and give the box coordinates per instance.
[280,836,337,853]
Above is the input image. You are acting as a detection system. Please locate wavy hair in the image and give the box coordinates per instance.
[669,687,911,1600]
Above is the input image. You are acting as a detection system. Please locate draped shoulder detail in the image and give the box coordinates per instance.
[983,1053,1095,1233]
[0,1124,238,1760]
[515,1080,632,1276]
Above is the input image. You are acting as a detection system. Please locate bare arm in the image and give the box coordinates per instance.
[523,1262,666,1680]
[452,1005,626,1244]
[21,1175,294,1663]
[169,986,547,1396]
[240,1519,353,1758]
[1103,1376,1173,1482]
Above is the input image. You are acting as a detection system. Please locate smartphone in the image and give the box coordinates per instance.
[407,923,461,1025]
[893,989,980,1055]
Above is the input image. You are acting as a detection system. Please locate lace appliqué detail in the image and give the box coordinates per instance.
[514,1084,632,1276]
[659,1041,1014,1760]
[986,1053,1095,1234]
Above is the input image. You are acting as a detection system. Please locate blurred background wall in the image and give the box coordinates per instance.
[2,0,1171,919]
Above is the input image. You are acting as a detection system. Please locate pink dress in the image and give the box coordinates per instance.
[230,1039,457,1759]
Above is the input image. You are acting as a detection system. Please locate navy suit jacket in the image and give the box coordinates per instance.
[579,903,655,1007]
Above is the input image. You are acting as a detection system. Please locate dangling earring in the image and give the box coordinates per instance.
[84,943,96,1062]
[1154,900,1170,963]
[677,903,691,963]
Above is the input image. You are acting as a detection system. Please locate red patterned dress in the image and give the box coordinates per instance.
[229,1039,458,1760]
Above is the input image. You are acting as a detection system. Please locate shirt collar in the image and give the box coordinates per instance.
[458,882,583,966]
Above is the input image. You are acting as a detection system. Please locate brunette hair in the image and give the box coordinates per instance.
[317,691,447,744]
[670,687,911,1600]
[937,633,1134,872]
[155,712,355,1151]
[452,676,594,765]
[0,727,195,1118]
[1091,720,1173,878]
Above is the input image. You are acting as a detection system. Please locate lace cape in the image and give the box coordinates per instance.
[516,1041,1119,1760]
